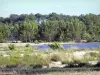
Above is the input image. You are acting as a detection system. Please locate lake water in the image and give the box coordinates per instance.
[32,42,100,51]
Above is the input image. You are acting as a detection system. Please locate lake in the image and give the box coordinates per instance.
[32,42,100,51]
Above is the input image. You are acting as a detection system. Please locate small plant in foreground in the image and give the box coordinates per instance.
[8,44,15,50]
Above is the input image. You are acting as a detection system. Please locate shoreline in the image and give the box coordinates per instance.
[0,42,100,47]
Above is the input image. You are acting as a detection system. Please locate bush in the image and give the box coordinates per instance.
[30,64,42,69]
[67,57,82,67]
[34,40,39,44]
[25,43,30,47]
[62,60,73,66]
[83,51,99,62]
[38,40,43,43]
[89,52,99,57]
[8,44,15,50]
[49,42,64,50]
[66,56,93,67]
[50,54,61,61]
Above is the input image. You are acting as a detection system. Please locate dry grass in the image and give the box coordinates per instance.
[37,71,100,75]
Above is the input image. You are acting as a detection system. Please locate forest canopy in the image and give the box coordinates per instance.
[0,13,100,42]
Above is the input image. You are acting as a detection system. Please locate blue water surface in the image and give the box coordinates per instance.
[32,42,100,51]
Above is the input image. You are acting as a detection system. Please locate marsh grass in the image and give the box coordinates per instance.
[0,47,100,69]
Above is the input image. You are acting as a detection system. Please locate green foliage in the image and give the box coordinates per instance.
[0,48,100,68]
[40,21,59,41]
[0,54,10,66]
[0,32,5,43]
[82,33,92,42]
[0,23,11,42]
[25,43,30,47]
[49,42,64,50]
[34,40,39,44]
[0,13,100,42]
[83,52,99,62]
[89,52,99,57]
[8,44,15,50]
[38,40,44,43]
[22,52,50,68]
[10,53,22,65]
[19,20,38,42]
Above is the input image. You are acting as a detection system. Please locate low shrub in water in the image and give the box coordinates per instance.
[49,42,64,50]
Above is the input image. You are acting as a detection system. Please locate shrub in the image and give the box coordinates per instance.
[25,43,30,47]
[83,51,99,62]
[8,44,15,50]
[49,42,63,50]
[67,57,82,67]
[22,52,50,68]
[9,51,23,66]
[50,54,61,61]
[66,56,94,67]
[89,52,99,57]
[81,52,98,67]
[38,40,43,43]
[62,60,73,66]
[30,64,42,69]
[34,40,39,44]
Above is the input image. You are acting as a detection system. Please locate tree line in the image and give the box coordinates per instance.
[0,13,100,42]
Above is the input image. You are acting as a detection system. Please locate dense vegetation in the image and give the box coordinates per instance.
[0,13,100,42]
[0,45,100,69]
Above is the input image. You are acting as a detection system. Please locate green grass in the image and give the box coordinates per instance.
[0,46,100,69]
